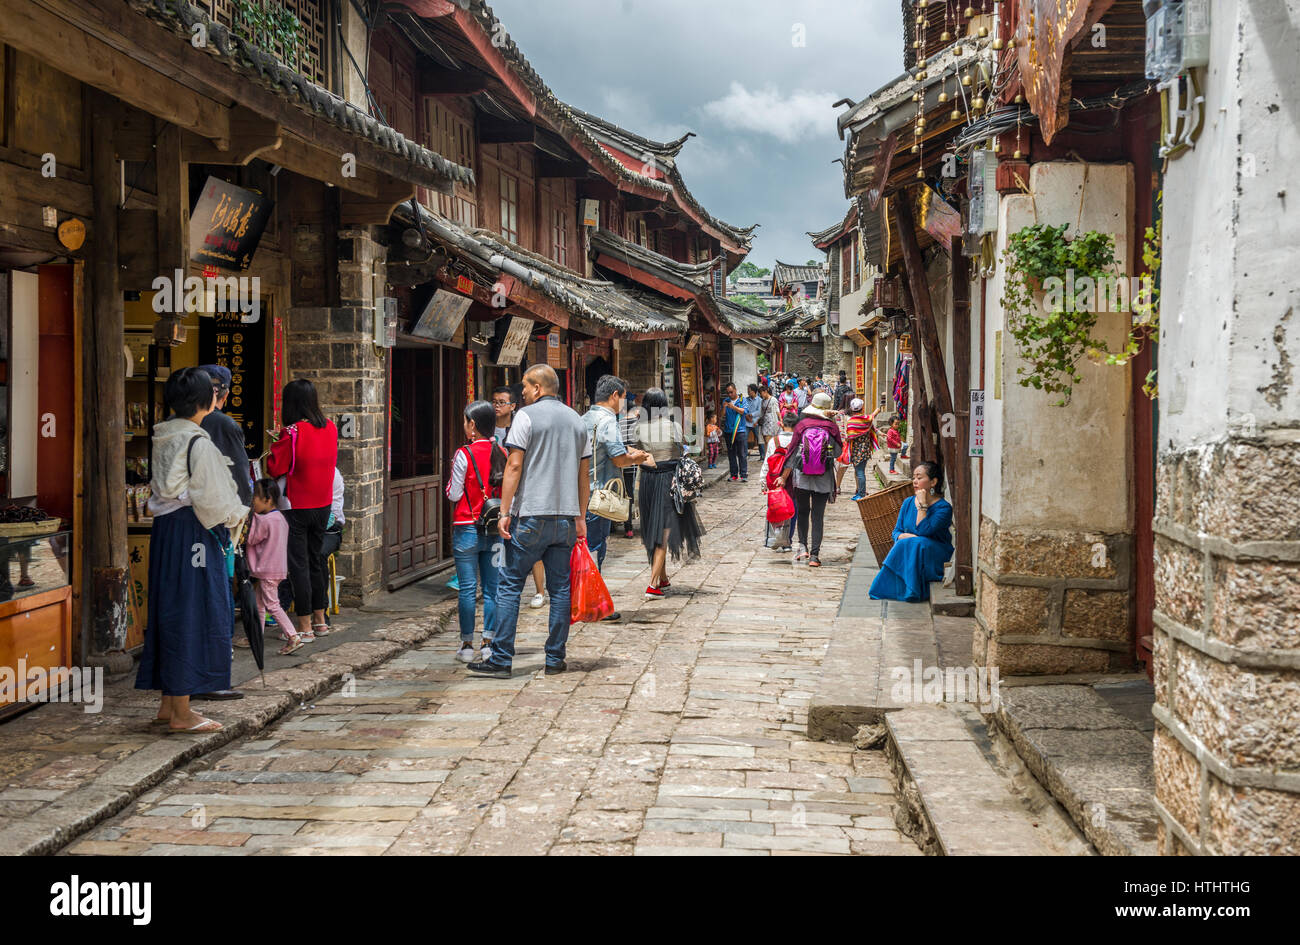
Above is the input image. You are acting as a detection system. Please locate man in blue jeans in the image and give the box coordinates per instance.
[468,363,591,678]
[721,382,748,481]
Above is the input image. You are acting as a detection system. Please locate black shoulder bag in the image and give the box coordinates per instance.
[464,443,502,534]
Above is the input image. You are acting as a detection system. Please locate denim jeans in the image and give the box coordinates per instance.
[585,512,613,570]
[889,451,899,472]
[725,431,748,478]
[452,524,499,642]
[485,515,575,669]
[853,460,869,497]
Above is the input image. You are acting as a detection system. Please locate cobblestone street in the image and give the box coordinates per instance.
[69,480,917,856]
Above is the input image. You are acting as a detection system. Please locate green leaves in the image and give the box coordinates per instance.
[1001,224,1124,406]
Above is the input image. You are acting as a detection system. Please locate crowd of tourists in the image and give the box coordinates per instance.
[135,361,951,734]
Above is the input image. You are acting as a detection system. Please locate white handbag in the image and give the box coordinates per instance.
[588,475,631,522]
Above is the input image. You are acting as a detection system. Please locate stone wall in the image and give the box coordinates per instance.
[1149,0,1300,855]
[1151,437,1300,854]
[783,339,822,378]
[974,517,1134,675]
[286,226,388,605]
[976,161,1135,676]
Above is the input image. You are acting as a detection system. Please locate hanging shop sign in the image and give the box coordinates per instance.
[969,389,985,457]
[855,355,865,394]
[412,289,474,343]
[466,351,476,403]
[189,176,274,271]
[57,219,85,251]
[546,330,563,369]
[494,316,533,367]
[199,308,266,455]
[919,187,962,254]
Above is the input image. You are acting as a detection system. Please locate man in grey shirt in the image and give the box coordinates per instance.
[469,363,591,678]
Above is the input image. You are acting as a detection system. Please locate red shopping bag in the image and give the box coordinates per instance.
[569,538,614,624]
[766,487,795,524]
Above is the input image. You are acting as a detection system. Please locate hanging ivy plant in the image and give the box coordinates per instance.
[234,0,312,75]
[1001,223,1122,406]
[1100,220,1161,400]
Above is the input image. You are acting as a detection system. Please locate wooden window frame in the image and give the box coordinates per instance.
[499,172,519,243]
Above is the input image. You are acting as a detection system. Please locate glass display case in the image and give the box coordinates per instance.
[0,529,73,716]
[0,529,71,604]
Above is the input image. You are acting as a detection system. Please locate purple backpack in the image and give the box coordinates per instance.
[800,427,832,476]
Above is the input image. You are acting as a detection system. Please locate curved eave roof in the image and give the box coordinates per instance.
[808,207,858,249]
[133,0,474,188]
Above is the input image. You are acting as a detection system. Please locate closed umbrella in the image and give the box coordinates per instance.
[233,534,266,686]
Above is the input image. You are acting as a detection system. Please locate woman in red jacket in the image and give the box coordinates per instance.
[266,379,338,642]
[446,400,505,663]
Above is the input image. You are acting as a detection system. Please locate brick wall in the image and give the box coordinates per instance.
[285,226,388,605]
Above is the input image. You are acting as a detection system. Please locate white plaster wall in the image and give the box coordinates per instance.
[732,342,758,392]
[983,161,1135,532]
[1159,0,1300,447]
[839,284,874,334]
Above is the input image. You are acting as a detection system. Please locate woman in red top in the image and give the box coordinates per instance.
[445,401,505,663]
[266,379,338,642]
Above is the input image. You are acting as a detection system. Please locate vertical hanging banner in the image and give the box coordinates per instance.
[969,389,985,457]
[199,309,266,455]
[466,350,476,403]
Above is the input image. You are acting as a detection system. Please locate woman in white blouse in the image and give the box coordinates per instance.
[135,367,248,734]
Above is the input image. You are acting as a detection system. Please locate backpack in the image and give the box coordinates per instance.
[799,427,834,476]
[765,449,786,489]
[463,441,504,534]
[670,456,704,513]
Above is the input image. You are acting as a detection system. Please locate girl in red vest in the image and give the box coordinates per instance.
[446,400,506,663]
[266,379,338,643]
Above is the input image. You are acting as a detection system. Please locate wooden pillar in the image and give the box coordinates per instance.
[155,122,188,273]
[951,240,974,596]
[900,280,935,463]
[86,92,128,657]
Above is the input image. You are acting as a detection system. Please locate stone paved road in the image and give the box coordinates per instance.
[69,475,919,856]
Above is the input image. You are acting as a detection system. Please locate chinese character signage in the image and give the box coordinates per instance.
[969,390,985,457]
[494,316,533,367]
[199,309,266,456]
[189,176,274,271]
[412,289,474,343]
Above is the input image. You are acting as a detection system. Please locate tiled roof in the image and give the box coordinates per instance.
[590,228,719,292]
[131,0,474,188]
[400,204,687,336]
[707,294,779,336]
[566,105,757,250]
[808,207,858,249]
[773,261,825,286]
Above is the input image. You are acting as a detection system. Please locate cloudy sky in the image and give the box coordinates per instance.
[486,0,904,270]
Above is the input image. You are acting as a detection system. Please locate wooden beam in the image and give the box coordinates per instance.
[451,5,537,117]
[593,254,696,301]
[419,65,489,96]
[181,108,282,166]
[340,179,417,225]
[86,90,129,654]
[950,239,974,597]
[276,133,379,197]
[478,117,536,144]
[537,156,589,179]
[155,122,187,275]
[0,0,230,146]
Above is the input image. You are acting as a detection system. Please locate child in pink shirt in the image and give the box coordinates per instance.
[247,479,305,654]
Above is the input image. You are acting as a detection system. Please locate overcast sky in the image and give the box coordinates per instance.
[486,0,904,271]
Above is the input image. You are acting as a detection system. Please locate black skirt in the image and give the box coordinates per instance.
[638,461,705,564]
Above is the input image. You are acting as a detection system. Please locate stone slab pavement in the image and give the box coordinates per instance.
[64,471,921,856]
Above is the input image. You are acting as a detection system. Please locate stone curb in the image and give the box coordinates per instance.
[0,603,456,856]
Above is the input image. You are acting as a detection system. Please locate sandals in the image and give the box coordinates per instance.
[311,622,331,637]
[233,636,252,648]
[809,555,822,568]
[168,717,223,734]
[279,635,306,655]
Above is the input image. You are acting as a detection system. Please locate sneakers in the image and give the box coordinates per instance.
[644,585,665,600]
[466,660,510,678]
[602,612,622,622]
[624,528,635,538]
[479,639,494,662]
[728,476,738,482]
[529,593,547,609]
[455,642,475,663]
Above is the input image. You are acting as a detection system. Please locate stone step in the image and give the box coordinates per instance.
[930,581,975,617]
[873,456,910,488]
[994,682,1158,856]
[885,705,1081,856]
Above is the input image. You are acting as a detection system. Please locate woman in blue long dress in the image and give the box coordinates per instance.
[870,461,953,602]
[135,368,248,734]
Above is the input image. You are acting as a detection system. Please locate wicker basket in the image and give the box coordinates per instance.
[855,482,910,566]
[0,518,61,538]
